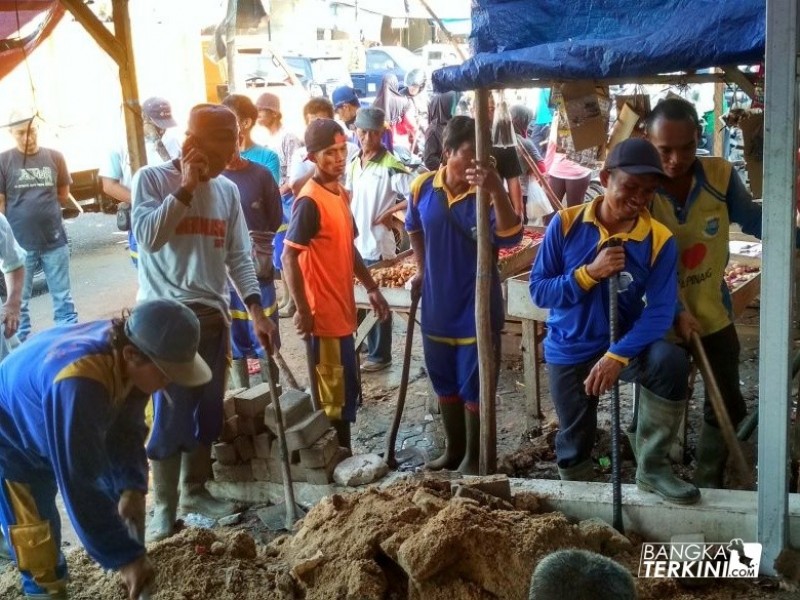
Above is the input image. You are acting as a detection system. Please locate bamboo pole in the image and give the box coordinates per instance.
[475,88,496,475]
[416,0,467,61]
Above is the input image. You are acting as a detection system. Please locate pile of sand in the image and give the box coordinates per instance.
[0,478,795,599]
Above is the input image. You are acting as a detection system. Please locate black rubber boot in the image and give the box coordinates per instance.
[635,388,700,505]
[332,419,352,452]
[693,424,728,489]
[145,454,181,542]
[426,400,466,470]
[229,358,249,389]
[179,446,238,519]
[557,459,595,481]
[457,407,480,475]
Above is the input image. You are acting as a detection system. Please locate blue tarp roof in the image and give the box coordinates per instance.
[433,0,765,92]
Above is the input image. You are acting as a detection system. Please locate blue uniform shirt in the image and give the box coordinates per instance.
[529,198,678,365]
[406,169,522,339]
[0,321,149,569]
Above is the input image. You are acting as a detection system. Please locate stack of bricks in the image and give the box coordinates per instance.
[211,385,346,486]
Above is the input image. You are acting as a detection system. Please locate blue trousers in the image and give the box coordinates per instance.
[147,311,229,460]
[19,244,77,342]
[548,340,689,468]
[229,280,280,359]
[0,476,68,596]
[422,333,500,407]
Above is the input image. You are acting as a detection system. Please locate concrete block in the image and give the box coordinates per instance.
[253,432,273,460]
[233,436,255,462]
[285,410,330,452]
[270,439,299,463]
[223,390,243,420]
[234,383,271,417]
[305,447,349,485]
[213,442,238,466]
[268,458,306,483]
[265,390,314,434]
[453,474,512,502]
[298,429,339,469]
[238,413,266,436]
[212,461,252,483]
[221,415,239,442]
[251,458,270,481]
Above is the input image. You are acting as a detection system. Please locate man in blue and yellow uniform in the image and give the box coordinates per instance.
[406,116,522,475]
[646,98,790,488]
[282,119,389,450]
[0,299,210,599]
[530,138,698,505]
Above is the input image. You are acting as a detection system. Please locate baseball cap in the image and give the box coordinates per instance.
[187,104,238,140]
[124,299,211,387]
[142,97,177,129]
[354,107,385,131]
[305,118,346,153]
[255,93,281,114]
[331,86,359,109]
[604,138,666,177]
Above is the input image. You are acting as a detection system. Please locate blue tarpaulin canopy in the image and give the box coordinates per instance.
[433,0,765,92]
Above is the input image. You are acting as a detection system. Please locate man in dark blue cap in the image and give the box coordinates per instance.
[529,137,698,504]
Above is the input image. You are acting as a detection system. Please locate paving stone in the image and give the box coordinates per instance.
[285,410,330,452]
[253,432,273,460]
[212,461,252,483]
[233,436,255,462]
[251,458,270,481]
[298,429,339,469]
[213,442,238,466]
[238,413,266,436]
[265,390,314,434]
[270,439,299,463]
[221,415,239,442]
[305,447,349,485]
[268,457,307,483]
[223,388,246,420]
[234,383,271,418]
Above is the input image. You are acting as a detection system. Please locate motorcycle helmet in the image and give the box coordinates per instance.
[404,69,427,92]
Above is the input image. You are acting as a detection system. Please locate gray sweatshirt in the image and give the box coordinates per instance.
[131,161,259,320]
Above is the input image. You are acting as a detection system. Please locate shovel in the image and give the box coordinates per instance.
[305,336,321,411]
[384,293,420,468]
[260,349,304,531]
[126,519,152,600]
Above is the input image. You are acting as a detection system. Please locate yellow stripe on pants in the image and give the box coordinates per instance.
[317,337,345,421]
[4,481,64,593]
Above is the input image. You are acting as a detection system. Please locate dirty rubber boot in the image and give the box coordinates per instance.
[425,400,465,471]
[635,389,700,505]
[145,454,181,543]
[457,407,480,475]
[259,357,279,387]
[557,459,595,481]
[693,424,728,489]
[229,358,250,389]
[332,419,352,452]
[179,445,238,519]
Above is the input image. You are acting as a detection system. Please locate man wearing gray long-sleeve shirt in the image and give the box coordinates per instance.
[132,104,277,542]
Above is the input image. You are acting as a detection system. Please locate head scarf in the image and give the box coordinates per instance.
[373,73,409,126]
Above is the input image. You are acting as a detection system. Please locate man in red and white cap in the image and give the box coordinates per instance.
[282,118,389,450]
[132,103,279,542]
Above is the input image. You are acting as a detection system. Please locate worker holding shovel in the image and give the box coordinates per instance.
[529,138,698,505]
[0,298,210,599]
[282,118,390,450]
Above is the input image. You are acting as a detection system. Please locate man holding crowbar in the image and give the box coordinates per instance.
[529,138,699,506]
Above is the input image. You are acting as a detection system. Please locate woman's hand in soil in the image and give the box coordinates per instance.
[120,554,154,599]
[584,355,624,397]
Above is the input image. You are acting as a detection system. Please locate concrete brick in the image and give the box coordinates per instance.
[212,461,252,483]
[213,442,238,465]
[305,447,349,485]
[270,438,299,463]
[238,413,266,436]
[253,432,274,460]
[234,383,271,418]
[223,387,246,420]
[265,390,313,434]
[251,458,270,481]
[233,436,255,462]
[298,429,339,469]
[453,474,512,502]
[268,458,306,483]
[285,410,329,452]
[221,415,239,442]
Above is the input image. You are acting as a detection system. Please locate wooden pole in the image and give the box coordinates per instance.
[111,0,145,172]
[225,0,238,93]
[713,73,725,157]
[417,0,467,61]
[475,87,496,475]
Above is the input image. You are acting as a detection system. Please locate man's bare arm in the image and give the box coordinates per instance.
[101,177,132,203]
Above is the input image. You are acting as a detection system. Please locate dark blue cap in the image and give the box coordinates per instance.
[331,86,359,109]
[605,138,666,177]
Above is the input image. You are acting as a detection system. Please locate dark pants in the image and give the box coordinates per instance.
[359,258,392,363]
[700,324,746,428]
[548,340,689,468]
[549,173,592,207]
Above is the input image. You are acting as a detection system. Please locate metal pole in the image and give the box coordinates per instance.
[607,239,623,534]
[758,0,799,575]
